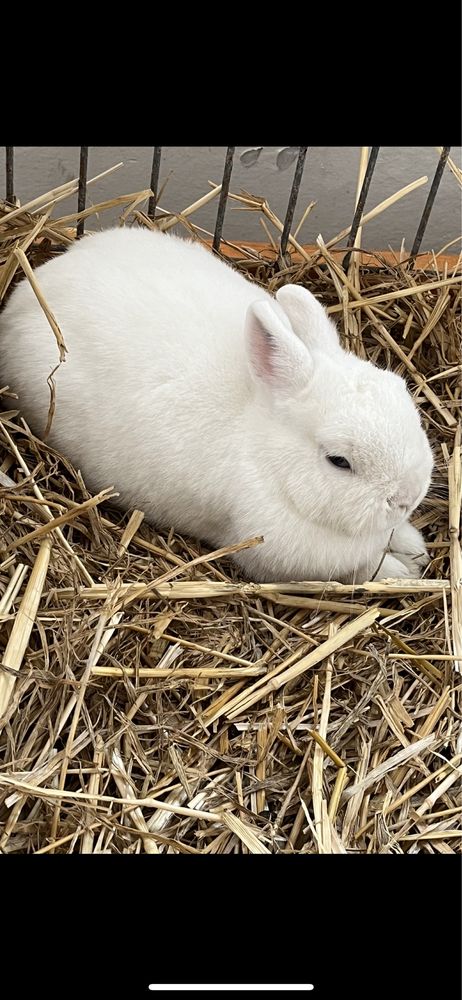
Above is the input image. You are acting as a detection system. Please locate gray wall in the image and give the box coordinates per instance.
[8,146,462,252]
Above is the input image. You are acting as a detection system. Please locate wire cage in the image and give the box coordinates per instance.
[4,144,453,255]
[0,145,460,857]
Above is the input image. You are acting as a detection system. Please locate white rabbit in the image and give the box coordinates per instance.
[0,227,433,583]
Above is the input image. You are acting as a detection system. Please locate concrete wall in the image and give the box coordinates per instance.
[8,146,462,252]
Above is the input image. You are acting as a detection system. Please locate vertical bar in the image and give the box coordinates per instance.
[280,146,308,257]
[342,146,380,270]
[212,146,236,253]
[77,146,89,238]
[148,146,162,220]
[410,146,451,257]
[6,146,14,203]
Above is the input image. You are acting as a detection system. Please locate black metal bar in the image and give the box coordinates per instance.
[77,146,89,238]
[410,146,451,257]
[343,146,380,270]
[279,146,308,257]
[148,147,162,220]
[6,146,14,203]
[212,146,236,253]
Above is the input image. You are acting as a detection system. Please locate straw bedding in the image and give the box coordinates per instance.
[0,167,460,854]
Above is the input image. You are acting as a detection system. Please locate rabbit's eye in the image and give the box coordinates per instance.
[328,455,351,470]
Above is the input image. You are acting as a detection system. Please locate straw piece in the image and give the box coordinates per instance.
[355,755,462,839]
[447,426,462,674]
[147,787,188,834]
[325,175,429,249]
[220,811,271,853]
[261,202,312,263]
[328,767,348,822]
[392,653,460,660]
[0,167,123,226]
[156,185,223,232]
[91,666,266,678]
[13,249,68,362]
[57,190,152,227]
[399,830,462,842]
[111,536,263,615]
[92,612,125,668]
[312,627,335,853]
[381,626,443,680]
[5,486,116,553]
[294,201,317,240]
[122,627,259,667]
[414,759,462,817]
[265,592,367,614]
[225,608,380,721]
[436,147,462,187]
[256,722,268,814]
[343,734,437,799]
[49,610,114,844]
[117,509,145,556]
[54,578,450,601]
[80,738,104,855]
[308,730,345,769]
[0,469,16,488]
[0,537,52,719]
[0,775,223,822]
[327,275,460,314]
[0,209,51,299]
[210,184,313,263]
[0,563,28,616]
[110,748,159,854]
[407,290,452,361]
[0,420,94,585]
[342,739,372,843]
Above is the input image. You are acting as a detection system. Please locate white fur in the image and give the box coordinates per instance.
[0,227,434,582]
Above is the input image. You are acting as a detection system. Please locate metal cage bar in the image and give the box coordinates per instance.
[280,146,308,257]
[212,146,236,253]
[148,147,162,220]
[342,146,380,270]
[77,146,89,238]
[5,146,14,203]
[410,146,451,258]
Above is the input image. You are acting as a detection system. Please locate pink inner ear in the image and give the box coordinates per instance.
[249,326,276,383]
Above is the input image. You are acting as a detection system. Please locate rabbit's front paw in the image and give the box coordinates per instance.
[388,521,429,578]
[375,553,411,580]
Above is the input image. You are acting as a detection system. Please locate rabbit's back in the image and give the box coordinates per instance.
[1,228,263,374]
[0,229,265,526]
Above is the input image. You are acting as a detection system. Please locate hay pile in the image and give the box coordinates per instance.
[0,166,460,854]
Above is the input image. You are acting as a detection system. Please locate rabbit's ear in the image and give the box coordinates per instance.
[276,284,341,355]
[245,300,312,396]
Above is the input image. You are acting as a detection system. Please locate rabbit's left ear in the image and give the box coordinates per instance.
[245,300,313,397]
[276,284,341,356]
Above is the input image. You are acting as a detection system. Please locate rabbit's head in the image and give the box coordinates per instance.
[244,284,433,541]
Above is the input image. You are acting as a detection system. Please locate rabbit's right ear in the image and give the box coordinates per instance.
[245,300,313,397]
[276,284,341,356]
